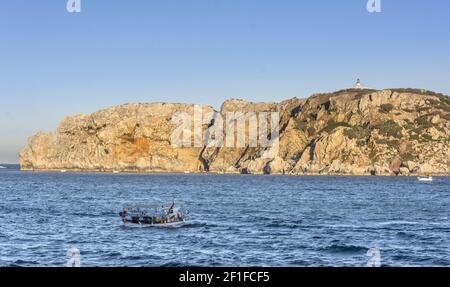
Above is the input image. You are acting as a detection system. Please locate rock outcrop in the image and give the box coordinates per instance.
[20,88,450,175]
[20,103,214,172]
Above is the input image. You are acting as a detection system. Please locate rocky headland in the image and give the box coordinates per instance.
[20,88,450,175]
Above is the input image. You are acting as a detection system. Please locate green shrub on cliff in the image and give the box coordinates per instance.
[373,120,403,138]
[390,88,446,97]
[356,139,367,147]
[379,104,394,113]
[344,126,370,140]
[376,139,400,148]
[421,134,433,142]
[426,96,450,112]
[415,115,433,127]
[307,127,316,136]
[401,152,416,161]
[321,120,351,133]
[403,119,415,130]
[296,120,308,132]
[416,106,431,113]
[434,95,450,109]
[409,134,434,143]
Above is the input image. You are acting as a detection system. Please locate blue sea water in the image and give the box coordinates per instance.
[0,165,449,267]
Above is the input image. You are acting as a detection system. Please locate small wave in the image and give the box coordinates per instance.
[180,221,220,228]
[121,254,164,262]
[180,222,207,228]
[69,212,103,217]
[102,251,122,258]
[265,220,303,229]
[266,223,301,229]
[375,221,421,226]
[322,244,368,254]
[160,261,184,267]
[396,231,417,239]
[288,259,309,266]
[120,255,146,261]
[13,259,40,266]
[389,253,441,265]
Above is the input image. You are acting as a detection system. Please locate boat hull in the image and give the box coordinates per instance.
[122,220,185,227]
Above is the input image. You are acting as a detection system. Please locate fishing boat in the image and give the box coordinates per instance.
[119,203,186,227]
[417,176,433,182]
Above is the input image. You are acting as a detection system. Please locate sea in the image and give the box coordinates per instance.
[0,164,449,267]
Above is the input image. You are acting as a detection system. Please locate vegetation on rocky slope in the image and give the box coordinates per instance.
[20,88,450,176]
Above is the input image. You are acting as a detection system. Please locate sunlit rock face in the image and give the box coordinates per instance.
[20,103,215,173]
[20,89,450,175]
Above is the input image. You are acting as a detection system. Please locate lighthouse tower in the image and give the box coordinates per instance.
[355,78,362,89]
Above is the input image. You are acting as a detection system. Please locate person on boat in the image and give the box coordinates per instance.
[168,201,175,214]
[165,202,177,222]
[119,209,127,223]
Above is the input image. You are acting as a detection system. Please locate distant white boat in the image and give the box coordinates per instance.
[60,169,67,173]
[113,170,120,174]
[0,166,6,169]
[417,176,433,182]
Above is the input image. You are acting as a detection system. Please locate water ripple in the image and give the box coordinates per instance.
[1,168,449,266]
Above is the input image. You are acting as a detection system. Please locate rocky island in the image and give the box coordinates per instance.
[20,88,450,175]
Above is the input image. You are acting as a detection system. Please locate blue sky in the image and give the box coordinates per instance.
[1,0,449,163]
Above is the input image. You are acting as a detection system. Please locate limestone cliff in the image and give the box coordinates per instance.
[20,89,450,175]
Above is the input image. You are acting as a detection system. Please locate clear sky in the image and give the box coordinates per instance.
[1,0,449,163]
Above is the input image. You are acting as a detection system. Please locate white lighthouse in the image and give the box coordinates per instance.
[355,78,362,89]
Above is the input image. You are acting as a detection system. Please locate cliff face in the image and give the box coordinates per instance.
[20,103,215,172]
[20,89,450,175]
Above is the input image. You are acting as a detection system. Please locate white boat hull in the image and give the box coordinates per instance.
[417,177,433,182]
[122,220,185,227]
